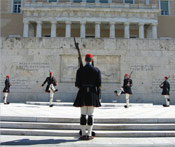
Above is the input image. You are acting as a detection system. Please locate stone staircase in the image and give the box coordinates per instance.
[26,101,154,107]
[1,116,175,137]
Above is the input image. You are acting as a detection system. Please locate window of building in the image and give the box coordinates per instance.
[124,0,134,4]
[87,0,95,3]
[12,0,21,13]
[48,0,58,2]
[100,0,108,3]
[74,0,82,3]
[160,0,169,15]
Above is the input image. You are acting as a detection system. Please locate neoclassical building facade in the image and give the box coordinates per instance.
[1,0,175,38]
[22,0,159,39]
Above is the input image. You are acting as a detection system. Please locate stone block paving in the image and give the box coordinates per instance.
[1,103,175,119]
[1,103,175,146]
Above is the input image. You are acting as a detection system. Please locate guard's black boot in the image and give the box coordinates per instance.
[163,104,169,107]
[124,105,129,108]
[4,102,10,105]
[114,90,118,96]
[49,104,53,107]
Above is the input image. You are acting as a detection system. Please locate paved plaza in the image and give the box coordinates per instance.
[1,103,175,146]
[1,103,175,119]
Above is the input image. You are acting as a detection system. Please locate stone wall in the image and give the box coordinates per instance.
[0,37,175,104]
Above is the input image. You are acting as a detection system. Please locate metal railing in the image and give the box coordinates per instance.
[22,0,158,9]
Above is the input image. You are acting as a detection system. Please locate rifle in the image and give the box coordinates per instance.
[159,76,170,88]
[129,71,133,79]
[74,37,83,68]
[127,71,133,86]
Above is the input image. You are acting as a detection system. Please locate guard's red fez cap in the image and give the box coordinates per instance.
[165,76,168,79]
[50,72,53,75]
[85,53,93,59]
[6,75,10,78]
[125,73,129,76]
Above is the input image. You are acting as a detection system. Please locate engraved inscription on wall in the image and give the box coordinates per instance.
[60,55,120,83]
[16,62,50,71]
[0,79,30,92]
[130,65,160,71]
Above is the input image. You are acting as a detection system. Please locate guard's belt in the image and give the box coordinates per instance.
[81,84,96,92]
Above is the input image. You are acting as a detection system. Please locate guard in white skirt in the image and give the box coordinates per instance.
[3,75,11,104]
[41,72,58,107]
[159,76,170,107]
[114,73,133,108]
[73,53,101,140]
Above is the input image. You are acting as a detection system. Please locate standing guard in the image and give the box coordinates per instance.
[41,72,58,107]
[73,53,101,140]
[3,75,11,104]
[114,73,133,108]
[159,76,170,107]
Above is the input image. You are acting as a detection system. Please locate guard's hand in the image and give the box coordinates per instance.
[75,42,79,48]
[99,99,102,103]
[40,86,43,88]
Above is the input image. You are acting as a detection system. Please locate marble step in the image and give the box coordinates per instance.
[1,116,175,123]
[26,101,153,107]
[1,128,175,137]
[1,121,175,130]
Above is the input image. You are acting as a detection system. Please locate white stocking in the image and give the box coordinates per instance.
[87,107,95,136]
[4,93,8,103]
[164,95,170,106]
[49,92,54,105]
[118,87,124,96]
[126,94,130,107]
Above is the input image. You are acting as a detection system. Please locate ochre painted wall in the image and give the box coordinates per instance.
[158,16,175,38]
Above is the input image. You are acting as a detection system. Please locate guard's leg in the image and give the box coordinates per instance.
[125,93,130,108]
[50,84,58,92]
[4,93,8,104]
[80,107,88,136]
[114,88,124,96]
[118,88,124,96]
[167,96,170,106]
[87,107,95,137]
[49,91,54,107]
[164,95,170,106]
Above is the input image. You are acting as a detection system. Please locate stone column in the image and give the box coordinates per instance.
[80,21,86,38]
[110,22,115,38]
[139,23,144,39]
[51,21,57,37]
[23,20,29,37]
[36,21,42,37]
[29,24,35,37]
[95,22,101,38]
[66,21,71,38]
[65,21,71,38]
[152,23,157,39]
[124,22,130,39]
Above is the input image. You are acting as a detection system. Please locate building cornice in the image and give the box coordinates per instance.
[22,7,160,21]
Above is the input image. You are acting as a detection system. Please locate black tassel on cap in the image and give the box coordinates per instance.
[92,59,94,66]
